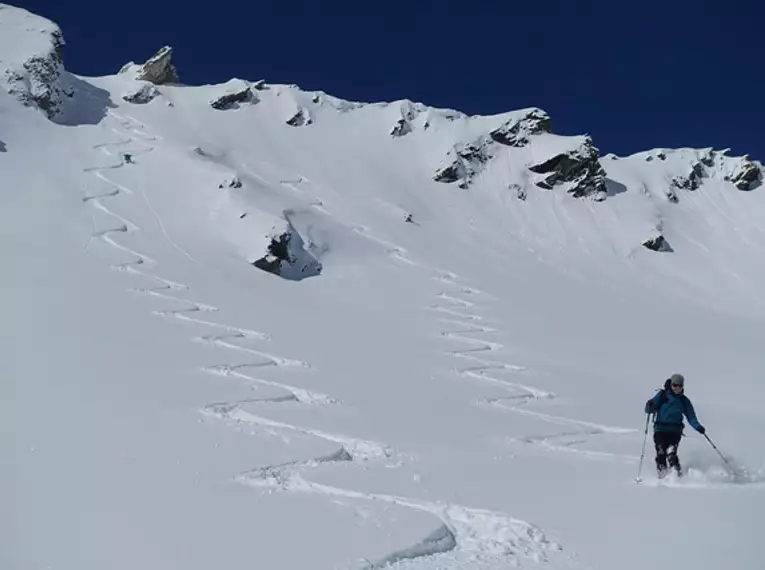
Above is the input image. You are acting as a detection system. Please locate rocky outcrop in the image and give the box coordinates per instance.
[431,110,603,196]
[390,101,421,137]
[0,140,6,152]
[671,161,706,192]
[1,8,73,119]
[642,232,672,252]
[253,233,292,275]
[135,46,179,85]
[218,176,242,189]
[529,137,607,199]
[664,187,679,203]
[286,107,312,127]
[489,109,551,147]
[700,149,716,168]
[210,85,254,110]
[390,117,412,137]
[510,183,527,201]
[252,226,322,280]
[122,82,160,104]
[729,160,763,191]
[433,138,492,189]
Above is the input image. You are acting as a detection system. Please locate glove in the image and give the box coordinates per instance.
[697,425,706,435]
[644,400,653,414]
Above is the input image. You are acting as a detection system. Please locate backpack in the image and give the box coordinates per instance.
[654,386,687,417]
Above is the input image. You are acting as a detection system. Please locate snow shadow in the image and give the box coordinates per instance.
[54,74,117,126]
[605,178,628,197]
[360,524,456,569]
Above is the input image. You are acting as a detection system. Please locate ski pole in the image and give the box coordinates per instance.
[704,433,735,473]
[636,413,650,482]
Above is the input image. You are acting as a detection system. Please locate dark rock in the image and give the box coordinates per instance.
[665,188,679,203]
[433,139,492,187]
[672,163,705,192]
[312,93,321,103]
[401,103,418,122]
[210,86,253,110]
[730,161,762,191]
[458,141,491,164]
[218,176,242,189]
[252,228,322,280]
[434,163,462,184]
[642,234,672,252]
[510,183,526,201]
[0,140,6,152]
[253,80,268,90]
[535,174,556,190]
[657,152,667,161]
[253,233,293,276]
[646,155,654,162]
[671,176,693,191]
[489,109,551,147]
[136,46,178,85]
[390,117,412,137]
[528,137,607,198]
[700,151,716,168]
[4,26,73,119]
[286,108,312,127]
[253,256,282,275]
[643,235,664,251]
[123,83,160,104]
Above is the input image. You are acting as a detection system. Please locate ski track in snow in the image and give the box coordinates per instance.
[204,400,562,569]
[82,115,572,569]
[428,270,638,465]
[82,114,326,407]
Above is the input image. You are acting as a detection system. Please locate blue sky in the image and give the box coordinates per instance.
[19,0,764,160]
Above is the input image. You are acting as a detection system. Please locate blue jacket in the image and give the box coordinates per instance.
[645,379,702,433]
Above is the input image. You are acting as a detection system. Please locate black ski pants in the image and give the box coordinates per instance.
[654,431,682,472]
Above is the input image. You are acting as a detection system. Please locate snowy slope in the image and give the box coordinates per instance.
[2,5,765,570]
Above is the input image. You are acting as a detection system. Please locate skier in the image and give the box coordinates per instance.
[644,373,705,477]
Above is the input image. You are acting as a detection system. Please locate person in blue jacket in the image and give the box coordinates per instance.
[644,373,705,477]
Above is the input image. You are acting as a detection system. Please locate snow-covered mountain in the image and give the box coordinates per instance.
[3,4,764,570]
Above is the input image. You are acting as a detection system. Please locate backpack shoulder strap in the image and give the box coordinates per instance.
[652,388,669,417]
